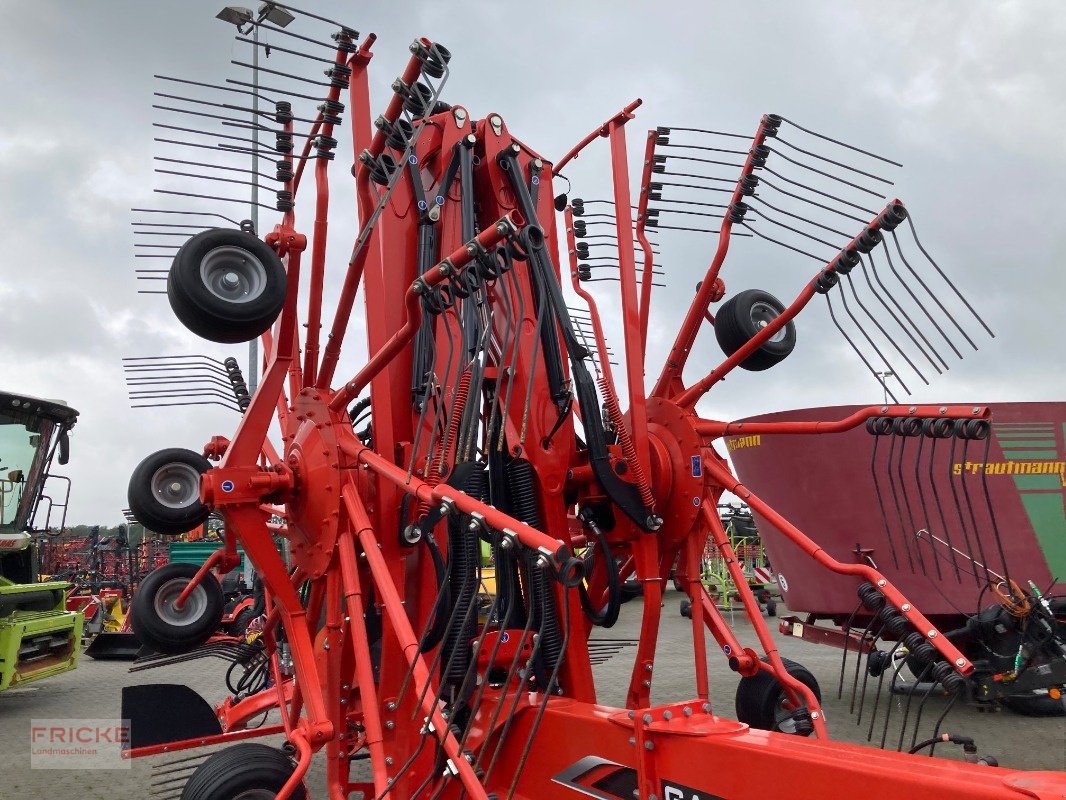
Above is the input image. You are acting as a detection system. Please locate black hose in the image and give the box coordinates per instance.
[577,512,621,628]
[418,531,450,653]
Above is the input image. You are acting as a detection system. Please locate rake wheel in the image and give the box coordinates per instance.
[117,11,1066,800]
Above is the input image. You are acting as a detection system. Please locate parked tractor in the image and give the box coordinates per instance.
[0,391,82,691]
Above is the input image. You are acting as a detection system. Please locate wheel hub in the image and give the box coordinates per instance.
[200,244,267,303]
[152,462,201,509]
[644,397,725,549]
[153,578,207,627]
[284,389,347,578]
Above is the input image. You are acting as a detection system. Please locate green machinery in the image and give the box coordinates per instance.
[0,391,82,691]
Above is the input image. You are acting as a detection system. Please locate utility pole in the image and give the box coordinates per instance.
[215,3,294,392]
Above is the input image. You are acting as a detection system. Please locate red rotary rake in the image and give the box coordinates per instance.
[121,5,1066,799]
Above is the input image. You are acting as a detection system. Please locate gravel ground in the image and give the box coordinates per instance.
[1,589,1063,798]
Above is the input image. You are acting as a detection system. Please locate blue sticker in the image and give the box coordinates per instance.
[221,480,235,493]
[723,645,732,655]
[691,455,702,477]
[408,154,417,164]
[500,632,510,643]
[531,175,540,185]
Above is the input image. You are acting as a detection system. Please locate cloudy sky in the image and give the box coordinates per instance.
[1,1,1063,524]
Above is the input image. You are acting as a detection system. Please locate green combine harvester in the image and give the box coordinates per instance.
[0,391,82,691]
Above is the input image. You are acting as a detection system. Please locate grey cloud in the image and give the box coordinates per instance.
[0,0,1061,522]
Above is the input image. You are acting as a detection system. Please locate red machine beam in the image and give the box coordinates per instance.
[695,404,991,438]
[553,98,642,175]
[675,273,818,409]
[635,129,658,347]
[651,116,770,399]
[328,214,521,413]
[701,457,975,674]
[607,115,652,484]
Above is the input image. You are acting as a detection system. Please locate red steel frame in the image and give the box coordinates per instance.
[129,31,1066,800]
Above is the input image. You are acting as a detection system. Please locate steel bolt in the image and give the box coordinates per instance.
[955,658,966,667]
[642,713,653,724]
[877,579,887,587]
[811,711,820,720]
[927,630,937,638]
[901,603,911,612]
[644,741,654,751]
[385,757,394,766]
[683,706,692,717]
[702,703,712,713]
[385,721,395,730]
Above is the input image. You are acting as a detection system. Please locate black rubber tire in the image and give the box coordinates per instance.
[714,288,797,371]
[168,228,287,344]
[131,563,224,655]
[620,578,644,603]
[1002,691,1066,717]
[680,598,693,619]
[765,599,777,617]
[182,742,306,800]
[228,607,256,638]
[128,448,212,536]
[735,657,821,735]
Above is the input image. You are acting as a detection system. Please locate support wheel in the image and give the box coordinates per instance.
[228,606,257,638]
[1002,690,1066,717]
[182,742,306,800]
[128,448,212,535]
[132,563,224,654]
[714,288,797,371]
[735,657,821,735]
[168,228,287,344]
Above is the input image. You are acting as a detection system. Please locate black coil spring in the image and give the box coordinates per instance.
[442,464,487,685]
[505,460,564,674]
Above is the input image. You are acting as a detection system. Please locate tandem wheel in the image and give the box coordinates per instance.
[132,562,224,654]
[735,657,821,735]
[714,288,797,371]
[181,742,307,800]
[168,227,287,344]
[127,447,212,535]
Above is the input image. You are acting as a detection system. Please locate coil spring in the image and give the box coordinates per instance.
[596,376,655,510]
[505,459,563,672]
[442,464,487,685]
[434,368,471,478]
[415,369,472,520]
